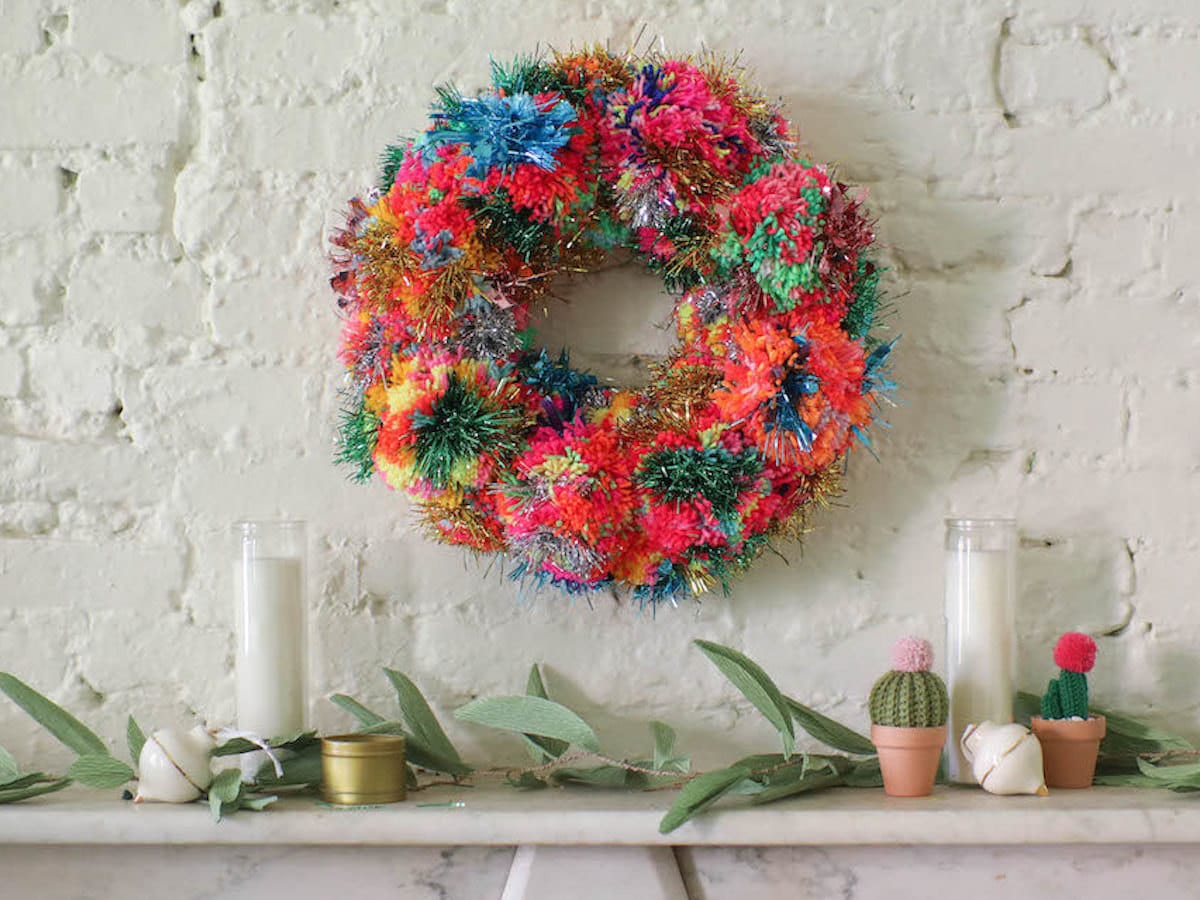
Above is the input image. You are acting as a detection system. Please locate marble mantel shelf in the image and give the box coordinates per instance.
[4,784,1198,848]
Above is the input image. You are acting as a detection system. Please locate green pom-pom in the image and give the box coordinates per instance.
[336,394,380,484]
[412,374,526,488]
[635,447,762,518]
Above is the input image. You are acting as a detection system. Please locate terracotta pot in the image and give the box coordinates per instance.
[871,724,946,797]
[1030,715,1106,789]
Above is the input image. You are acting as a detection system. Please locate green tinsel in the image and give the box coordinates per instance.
[472,191,549,262]
[336,395,380,484]
[412,374,527,487]
[636,447,762,518]
[842,255,881,341]
[644,216,708,292]
[379,142,410,192]
[489,54,579,100]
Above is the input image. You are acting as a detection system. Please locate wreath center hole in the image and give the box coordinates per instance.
[533,253,679,390]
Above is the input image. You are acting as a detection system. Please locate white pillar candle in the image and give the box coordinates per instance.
[944,519,1016,783]
[233,522,307,744]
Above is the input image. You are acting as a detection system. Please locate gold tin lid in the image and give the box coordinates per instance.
[321,734,407,805]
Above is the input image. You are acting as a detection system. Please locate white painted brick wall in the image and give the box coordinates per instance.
[1,0,1199,775]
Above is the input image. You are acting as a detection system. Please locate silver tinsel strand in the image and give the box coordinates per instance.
[749,110,794,159]
[617,180,673,229]
[692,285,729,324]
[509,529,603,578]
[457,302,520,360]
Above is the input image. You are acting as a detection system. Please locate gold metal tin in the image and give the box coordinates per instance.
[321,734,407,805]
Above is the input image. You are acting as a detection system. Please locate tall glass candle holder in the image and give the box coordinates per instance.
[233,521,307,742]
[944,518,1016,783]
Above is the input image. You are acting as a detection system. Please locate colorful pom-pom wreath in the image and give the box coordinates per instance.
[329,49,895,608]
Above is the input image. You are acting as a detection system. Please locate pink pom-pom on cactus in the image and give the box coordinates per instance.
[891,636,934,673]
[1053,631,1097,673]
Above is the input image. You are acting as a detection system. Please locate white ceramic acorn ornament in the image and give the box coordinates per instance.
[960,721,1049,796]
[134,725,216,803]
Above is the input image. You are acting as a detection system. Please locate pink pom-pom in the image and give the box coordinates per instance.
[891,637,933,673]
[1053,631,1097,673]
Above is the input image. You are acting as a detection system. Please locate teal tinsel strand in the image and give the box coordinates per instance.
[842,255,881,341]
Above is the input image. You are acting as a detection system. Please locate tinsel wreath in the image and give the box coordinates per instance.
[329,49,894,607]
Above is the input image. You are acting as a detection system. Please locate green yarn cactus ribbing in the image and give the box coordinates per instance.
[868,637,949,728]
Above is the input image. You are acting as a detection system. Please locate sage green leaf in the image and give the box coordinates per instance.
[526,664,550,699]
[455,696,600,753]
[1099,705,1192,753]
[750,759,848,805]
[330,694,386,727]
[784,696,876,756]
[0,772,61,790]
[1014,691,1040,724]
[844,756,884,788]
[550,765,638,789]
[213,730,318,758]
[523,665,568,762]
[1137,758,1200,782]
[733,753,788,772]
[1094,773,1162,787]
[384,669,465,770]
[66,754,134,789]
[359,721,471,776]
[241,794,278,811]
[255,746,322,787]
[126,717,146,765]
[209,768,244,822]
[659,765,752,834]
[694,641,794,758]
[506,771,547,790]
[0,777,71,804]
[0,673,106,756]
[209,767,243,803]
[0,744,19,782]
[651,721,676,770]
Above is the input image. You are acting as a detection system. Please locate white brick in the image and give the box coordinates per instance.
[1123,40,1200,120]
[0,236,60,324]
[1001,41,1111,121]
[120,365,319,455]
[999,127,1200,199]
[207,15,361,88]
[0,346,23,395]
[0,163,58,231]
[1130,376,1200,468]
[0,72,184,148]
[68,0,189,66]
[26,339,117,415]
[1072,211,1157,285]
[0,539,185,610]
[209,274,328,355]
[1009,284,1200,378]
[66,253,202,331]
[78,165,166,233]
[227,103,405,172]
[0,0,43,54]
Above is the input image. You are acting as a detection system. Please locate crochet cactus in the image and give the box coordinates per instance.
[868,637,949,728]
[1040,631,1097,719]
